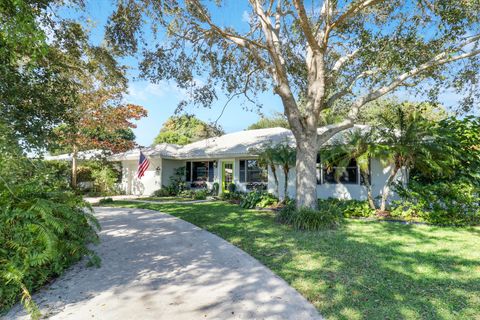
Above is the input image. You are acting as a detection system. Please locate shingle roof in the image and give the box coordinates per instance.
[108,125,371,161]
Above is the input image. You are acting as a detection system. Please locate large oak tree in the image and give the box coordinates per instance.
[106,0,480,208]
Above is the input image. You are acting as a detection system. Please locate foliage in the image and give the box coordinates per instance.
[166,166,188,196]
[227,183,236,193]
[112,201,480,320]
[318,199,375,218]
[321,129,377,208]
[193,189,209,200]
[98,197,114,204]
[291,207,344,231]
[276,201,343,230]
[273,142,296,200]
[0,132,100,316]
[212,182,220,196]
[358,99,449,126]
[251,140,295,199]
[240,191,278,209]
[153,188,172,197]
[74,161,121,195]
[247,113,290,130]
[0,0,81,149]
[153,114,224,146]
[391,180,480,226]
[219,191,244,202]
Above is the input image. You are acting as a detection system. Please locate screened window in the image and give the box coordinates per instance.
[316,155,361,185]
[186,161,214,184]
[192,161,208,182]
[239,159,267,183]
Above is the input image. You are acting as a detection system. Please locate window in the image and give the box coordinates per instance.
[316,155,360,185]
[239,159,267,188]
[186,161,214,185]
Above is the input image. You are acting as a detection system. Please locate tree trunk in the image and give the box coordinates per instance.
[380,165,400,212]
[361,173,376,209]
[283,166,289,200]
[71,145,78,189]
[295,135,318,209]
[271,164,279,197]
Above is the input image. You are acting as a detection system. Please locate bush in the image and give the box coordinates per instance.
[292,207,343,230]
[227,183,236,193]
[98,197,114,204]
[193,189,208,200]
[392,180,480,226]
[165,166,187,196]
[153,188,172,197]
[240,191,278,209]
[0,162,100,316]
[178,190,194,198]
[212,182,219,196]
[276,200,296,224]
[318,198,375,218]
[276,200,343,230]
[220,191,244,202]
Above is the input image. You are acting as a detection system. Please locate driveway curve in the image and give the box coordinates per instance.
[5,207,321,320]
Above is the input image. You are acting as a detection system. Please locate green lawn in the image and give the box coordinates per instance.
[133,196,199,202]
[111,201,480,320]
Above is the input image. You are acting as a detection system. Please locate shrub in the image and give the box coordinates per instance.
[153,188,172,197]
[392,180,480,226]
[292,207,343,230]
[318,198,375,218]
[166,166,187,196]
[212,182,220,196]
[98,197,114,204]
[276,200,343,230]
[227,183,236,193]
[276,200,296,224]
[240,191,278,209]
[0,168,100,316]
[178,190,194,198]
[220,191,244,202]
[193,189,208,200]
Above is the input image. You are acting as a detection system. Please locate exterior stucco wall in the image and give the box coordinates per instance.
[120,158,162,196]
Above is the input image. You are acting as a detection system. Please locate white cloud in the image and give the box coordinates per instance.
[125,81,184,103]
[242,10,251,23]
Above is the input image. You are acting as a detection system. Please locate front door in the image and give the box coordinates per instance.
[222,161,234,193]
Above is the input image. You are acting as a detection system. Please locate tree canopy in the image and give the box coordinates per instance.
[153,114,224,145]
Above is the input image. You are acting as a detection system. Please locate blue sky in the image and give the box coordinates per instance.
[64,1,466,147]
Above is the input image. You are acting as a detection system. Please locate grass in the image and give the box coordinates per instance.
[133,196,199,202]
[110,201,480,320]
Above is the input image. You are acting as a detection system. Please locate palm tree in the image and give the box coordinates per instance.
[375,107,452,211]
[272,141,296,200]
[321,129,377,209]
[251,142,279,197]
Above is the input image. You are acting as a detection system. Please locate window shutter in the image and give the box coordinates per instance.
[239,160,246,182]
[185,162,191,182]
[208,161,214,182]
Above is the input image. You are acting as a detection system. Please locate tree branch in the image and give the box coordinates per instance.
[350,45,480,114]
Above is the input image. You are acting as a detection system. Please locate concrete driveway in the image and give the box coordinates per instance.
[4,207,321,320]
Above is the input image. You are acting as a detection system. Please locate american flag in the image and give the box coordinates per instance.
[137,151,150,179]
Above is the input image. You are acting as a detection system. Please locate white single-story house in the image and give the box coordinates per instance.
[109,125,405,201]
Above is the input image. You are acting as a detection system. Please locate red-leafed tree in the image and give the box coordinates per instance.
[49,22,148,187]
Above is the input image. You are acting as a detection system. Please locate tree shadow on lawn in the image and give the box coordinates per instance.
[140,202,480,320]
